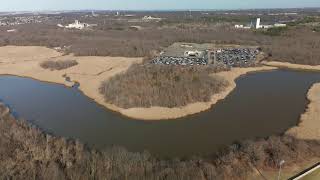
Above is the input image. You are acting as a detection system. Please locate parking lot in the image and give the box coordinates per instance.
[151,56,208,66]
[151,47,260,67]
[216,48,260,67]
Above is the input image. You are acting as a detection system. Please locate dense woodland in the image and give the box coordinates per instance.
[1,104,320,179]
[100,64,229,108]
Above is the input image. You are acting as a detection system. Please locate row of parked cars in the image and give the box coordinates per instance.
[151,56,208,66]
[151,48,259,67]
[215,48,259,67]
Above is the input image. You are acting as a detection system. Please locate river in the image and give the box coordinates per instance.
[0,69,319,157]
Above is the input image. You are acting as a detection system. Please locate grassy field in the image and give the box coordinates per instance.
[302,169,320,180]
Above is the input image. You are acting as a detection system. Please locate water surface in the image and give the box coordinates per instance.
[0,70,319,157]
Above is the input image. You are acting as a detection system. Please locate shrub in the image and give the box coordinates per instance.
[312,26,320,32]
[40,60,78,70]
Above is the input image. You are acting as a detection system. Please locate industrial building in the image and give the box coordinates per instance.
[142,16,162,22]
[58,20,97,30]
[235,18,287,30]
[66,20,89,29]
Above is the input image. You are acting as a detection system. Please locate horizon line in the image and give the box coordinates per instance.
[0,7,320,13]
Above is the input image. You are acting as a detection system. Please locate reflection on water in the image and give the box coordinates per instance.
[0,70,320,157]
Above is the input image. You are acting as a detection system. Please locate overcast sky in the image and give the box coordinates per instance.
[0,0,320,11]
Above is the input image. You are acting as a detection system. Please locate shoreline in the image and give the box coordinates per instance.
[1,46,320,122]
[263,60,320,141]
[117,66,277,120]
[286,83,320,140]
[0,45,279,120]
[0,60,277,121]
[262,61,320,72]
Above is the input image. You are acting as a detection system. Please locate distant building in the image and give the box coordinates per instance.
[184,51,204,58]
[234,24,251,29]
[129,26,143,31]
[57,24,64,28]
[91,11,98,17]
[142,16,162,22]
[274,23,287,28]
[256,18,261,29]
[256,18,287,29]
[235,24,244,29]
[57,20,97,30]
[0,21,7,26]
[65,20,89,30]
[235,18,286,30]
[6,29,17,33]
[124,14,135,17]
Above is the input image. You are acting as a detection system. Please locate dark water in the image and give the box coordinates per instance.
[0,70,320,158]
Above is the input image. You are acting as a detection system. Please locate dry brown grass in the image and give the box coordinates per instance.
[40,59,78,70]
[99,64,229,108]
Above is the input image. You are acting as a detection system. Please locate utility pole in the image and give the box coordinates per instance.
[278,160,285,180]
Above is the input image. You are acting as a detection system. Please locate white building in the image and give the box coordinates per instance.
[184,51,204,58]
[57,24,64,28]
[65,20,89,30]
[142,16,162,22]
[7,29,17,33]
[235,24,244,29]
[256,18,261,29]
[0,21,7,26]
[91,11,98,17]
[274,23,287,28]
[256,18,287,29]
[235,18,287,30]
[234,24,251,29]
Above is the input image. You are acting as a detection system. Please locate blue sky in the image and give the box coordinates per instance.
[1,0,320,11]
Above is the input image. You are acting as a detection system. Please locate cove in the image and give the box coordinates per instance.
[0,69,319,158]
